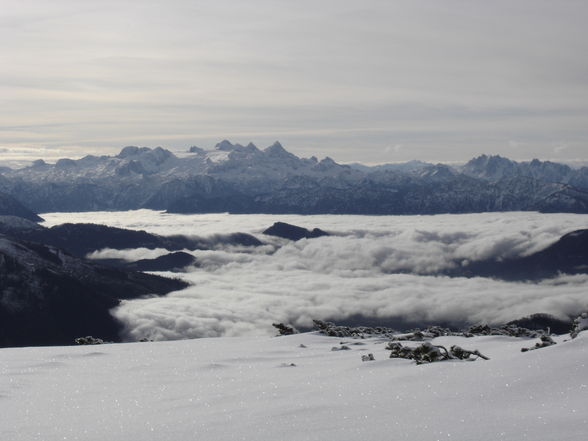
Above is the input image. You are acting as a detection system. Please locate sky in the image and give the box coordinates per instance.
[1,0,588,165]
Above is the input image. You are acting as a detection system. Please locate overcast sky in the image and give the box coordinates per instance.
[1,0,587,164]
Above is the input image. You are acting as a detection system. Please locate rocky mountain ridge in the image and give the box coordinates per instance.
[1,142,588,214]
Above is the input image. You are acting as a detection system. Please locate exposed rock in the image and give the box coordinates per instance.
[570,312,588,339]
[463,324,543,338]
[313,319,398,338]
[272,323,298,336]
[361,353,375,362]
[387,341,489,364]
[75,336,105,345]
[521,335,556,352]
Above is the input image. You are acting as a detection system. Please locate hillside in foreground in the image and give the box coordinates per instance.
[1,330,586,441]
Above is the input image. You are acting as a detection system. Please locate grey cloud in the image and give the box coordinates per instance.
[87,247,170,262]
[1,1,588,163]
[45,210,582,341]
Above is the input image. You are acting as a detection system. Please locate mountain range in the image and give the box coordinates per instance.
[1,141,588,214]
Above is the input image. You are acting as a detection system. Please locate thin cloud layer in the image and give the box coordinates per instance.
[42,210,588,340]
[2,1,588,162]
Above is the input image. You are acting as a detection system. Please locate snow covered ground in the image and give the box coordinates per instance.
[1,331,587,441]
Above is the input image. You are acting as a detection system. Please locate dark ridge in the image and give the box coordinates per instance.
[95,251,198,272]
[0,221,262,258]
[0,191,43,222]
[506,313,572,335]
[453,228,588,280]
[0,235,188,348]
[262,222,330,241]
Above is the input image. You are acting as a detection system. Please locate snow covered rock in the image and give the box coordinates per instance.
[570,312,588,339]
[521,335,556,352]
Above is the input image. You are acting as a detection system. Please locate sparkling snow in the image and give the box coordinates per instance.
[1,332,587,440]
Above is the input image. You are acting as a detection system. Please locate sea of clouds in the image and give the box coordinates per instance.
[42,210,588,341]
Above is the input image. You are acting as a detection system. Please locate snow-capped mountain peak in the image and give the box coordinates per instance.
[215,139,237,151]
[264,141,293,157]
[1,142,588,214]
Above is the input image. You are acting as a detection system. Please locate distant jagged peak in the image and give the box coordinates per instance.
[31,159,47,168]
[118,145,149,158]
[215,140,237,151]
[116,146,175,166]
[525,157,571,172]
[189,146,206,154]
[462,154,517,181]
[466,154,515,167]
[348,160,430,174]
[319,156,336,165]
[313,156,340,170]
[467,154,570,171]
[55,158,77,169]
[463,154,579,185]
[416,163,457,179]
[243,142,260,152]
[263,141,299,160]
[213,140,261,155]
[79,154,102,162]
[117,145,173,158]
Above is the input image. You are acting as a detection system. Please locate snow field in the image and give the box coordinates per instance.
[1,332,587,441]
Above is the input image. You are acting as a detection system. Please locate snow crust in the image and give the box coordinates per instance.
[1,332,586,441]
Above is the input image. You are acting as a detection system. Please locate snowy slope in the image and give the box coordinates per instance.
[1,331,586,441]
